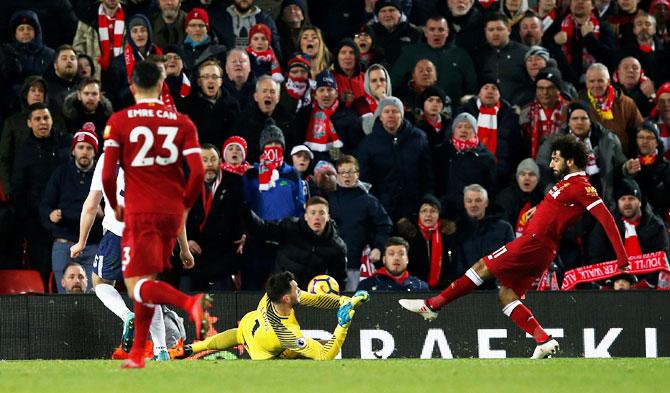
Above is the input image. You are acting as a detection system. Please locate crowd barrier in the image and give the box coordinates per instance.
[1,291,668,359]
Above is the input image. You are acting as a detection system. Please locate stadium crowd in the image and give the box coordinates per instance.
[0,0,669,295]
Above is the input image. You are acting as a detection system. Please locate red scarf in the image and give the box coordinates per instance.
[418,219,442,288]
[525,96,568,159]
[246,47,282,79]
[160,81,177,111]
[623,217,643,257]
[374,267,410,285]
[587,84,616,120]
[304,100,343,152]
[639,151,657,166]
[180,73,191,98]
[285,76,311,111]
[561,13,600,70]
[515,201,532,238]
[561,251,669,290]
[451,135,480,152]
[98,4,125,71]
[199,171,222,232]
[639,44,654,53]
[536,268,560,291]
[478,0,497,9]
[221,161,251,176]
[258,146,283,191]
[422,114,442,134]
[123,44,163,83]
[538,9,556,32]
[363,94,378,115]
[476,99,500,155]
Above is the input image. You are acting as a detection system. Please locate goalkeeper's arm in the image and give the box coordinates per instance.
[298,289,349,309]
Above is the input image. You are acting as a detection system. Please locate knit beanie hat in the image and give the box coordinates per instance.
[374,96,404,118]
[71,123,99,153]
[223,135,248,160]
[315,70,337,90]
[375,0,402,15]
[186,8,209,30]
[525,45,550,62]
[314,160,336,176]
[421,85,448,105]
[516,158,540,177]
[249,23,272,44]
[614,179,642,201]
[420,193,442,212]
[451,112,477,133]
[259,119,285,150]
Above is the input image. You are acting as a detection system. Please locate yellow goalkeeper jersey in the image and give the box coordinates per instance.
[236,290,349,360]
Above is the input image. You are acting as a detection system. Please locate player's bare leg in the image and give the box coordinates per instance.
[399,259,492,320]
[498,286,558,359]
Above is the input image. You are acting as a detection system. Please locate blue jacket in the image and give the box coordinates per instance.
[356,269,429,292]
[243,163,305,221]
[328,183,392,269]
[356,118,434,222]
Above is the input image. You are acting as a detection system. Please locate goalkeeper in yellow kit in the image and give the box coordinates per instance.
[181,271,369,360]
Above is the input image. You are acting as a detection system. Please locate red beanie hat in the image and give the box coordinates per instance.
[186,8,209,30]
[249,23,272,44]
[223,136,248,160]
[71,123,99,153]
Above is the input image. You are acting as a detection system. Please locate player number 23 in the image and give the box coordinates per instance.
[129,126,179,167]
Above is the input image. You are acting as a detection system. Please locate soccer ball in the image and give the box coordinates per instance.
[307,275,340,295]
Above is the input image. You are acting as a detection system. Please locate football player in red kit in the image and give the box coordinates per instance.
[400,135,630,359]
[101,60,208,368]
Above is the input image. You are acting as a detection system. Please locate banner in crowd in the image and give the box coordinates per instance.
[561,252,669,290]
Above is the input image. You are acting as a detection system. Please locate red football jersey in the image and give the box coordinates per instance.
[525,171,602,249]
[102,99,201,215]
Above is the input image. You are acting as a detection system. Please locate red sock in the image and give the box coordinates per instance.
[508,303,550,344]
[427,274,478,310]
[138,280,191,311]
[129,302,153,361]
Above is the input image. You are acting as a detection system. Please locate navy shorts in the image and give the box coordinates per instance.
[94,231,123,281]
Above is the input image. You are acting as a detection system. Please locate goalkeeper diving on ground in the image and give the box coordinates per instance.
[178,271,369,360]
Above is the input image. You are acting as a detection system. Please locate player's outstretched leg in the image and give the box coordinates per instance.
[499,289,557,359]
[180,328,241,358]
[120,302,154,369]
[94,281,135,352]
[399,266,486,320]
[149,306,170,361]
[134,279,213,340]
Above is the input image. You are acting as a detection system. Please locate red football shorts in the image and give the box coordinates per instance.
[121,212,182,278]
[483,233,557,297]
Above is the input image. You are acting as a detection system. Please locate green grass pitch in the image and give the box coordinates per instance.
[1,358,668,393]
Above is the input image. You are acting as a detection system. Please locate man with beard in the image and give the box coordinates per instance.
[437,0,485,58]
[357,237,428,291]
[210,0,282,60]
[588,178,669,287]
[400,135,630,359]
[46,45,79,111]
[41,129,100,292]
[61,262,89,293]
[62,78,113,138]
[151,0,187,49]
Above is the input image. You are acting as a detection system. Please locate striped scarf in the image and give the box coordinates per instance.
[98,4,125,71]
[476,99,500,155]
[525,96,568,158]
[560,13,600,71]
[587,84,616,121]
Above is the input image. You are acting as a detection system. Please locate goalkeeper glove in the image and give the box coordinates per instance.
[337,302,355,327]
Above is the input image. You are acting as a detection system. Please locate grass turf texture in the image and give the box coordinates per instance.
[1,358,667,393]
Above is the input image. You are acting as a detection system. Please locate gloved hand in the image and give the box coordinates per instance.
[337,302,355,327]
[349,290,370,308]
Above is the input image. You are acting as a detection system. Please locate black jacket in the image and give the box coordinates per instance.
[356,118,435,222]
[182,89,240,150]
[624,154,670,215]
[233,104,296,164]
[40,159,101,242]
[11,131,71,223]
[222,75,256,114]
[246,210,347,288]
[433,141,497,216]
[370,21,422,67]
[186,171,246,277]
[328,184,393,269]
[493,181,545,231]
[61,91,113,138]
[295,102,363,160]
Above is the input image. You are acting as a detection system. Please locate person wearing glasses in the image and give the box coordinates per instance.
[181,59,240,149]
[327,155,392,290]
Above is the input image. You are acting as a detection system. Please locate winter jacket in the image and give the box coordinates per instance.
[40,159,101,242]
[623,154,670,215]
[461,97,522,186]
[11,131,71,223]
[295,101,363,159]
[186,171,247,277]
[536,122,627,209]
[44,68,80,112]
[246,210,347,288]
[454,214,515,279]
[72,21,102,79]
[415,113,451,148]
[222,74,256,114]
[436,5,486,59]
[390,42,477,104]
[182,89,241,151]
[433,141,497,215]
[357,118,434,222]
[493,181,545,232]
[577,87,643,156]
[180,39,228,77]
[243,163,305,221]
[356,269,429,291]
[234,104,296,164]
[61,91,113,138]
[328,183,393,269]
[396,217,460,289]
[474,41,529,103]
[370,21,422,68]
[210,5,282,60]
[150,10,187,50]
[588,207,670,264]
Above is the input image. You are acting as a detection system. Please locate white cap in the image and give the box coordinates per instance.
[290,144,314,160]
